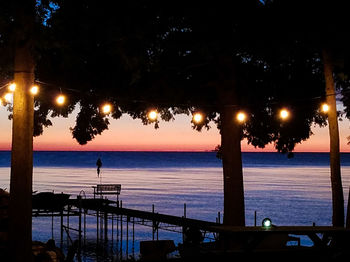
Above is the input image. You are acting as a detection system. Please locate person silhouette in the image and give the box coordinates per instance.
[96,157,102,177]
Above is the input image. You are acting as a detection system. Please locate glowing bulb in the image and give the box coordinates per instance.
[236,112,247,123]
[30,85,39,95]
[193,113,203,124]
[280,109,289,120]
[8,83,16,92]
[322,103,329,113]
[262,218,272,228]
[148,110,158,121]
[102,104,112,114]
[56,95,65,105]
[4,93,12,102]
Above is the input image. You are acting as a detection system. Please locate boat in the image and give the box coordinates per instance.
[32,192,70,211]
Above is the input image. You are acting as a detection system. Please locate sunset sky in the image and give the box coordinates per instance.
[1,106,350,152]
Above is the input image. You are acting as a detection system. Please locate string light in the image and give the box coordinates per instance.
[236,112,247,123]
[8,83,16,92]
[30,85,39,95]
[148,110,158,121]
[322,103,329,113]
[4,93,12,102]
[102,103,112,114]
[279,109,289,120]
[192,112,203,124]
[56,95,65,105]
[1,80,335,128]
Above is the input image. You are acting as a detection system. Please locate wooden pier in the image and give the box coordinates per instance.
[31,191,350,261]
[33,196,350,257]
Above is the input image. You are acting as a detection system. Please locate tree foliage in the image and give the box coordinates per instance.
[1,0,349,151]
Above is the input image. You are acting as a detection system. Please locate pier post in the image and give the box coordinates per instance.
[104,210,108,241]
[116,213,119,254]
[184,203,186,218]
[100,206,103,242]
[111,213,114,244]
[157,222,159,241]
[182,226,184,244]
[120,213,123,260]
[51,211,54,239]
[126,216,129,259]
[152,204,155,240]
[60,210,63,248]
[78,196,82,258]
[182,204,186,243]
[254,211,257,227]
[84,209,86,247]
[132,217,135,259]
[67,204,70,247]
[96,209,99,246]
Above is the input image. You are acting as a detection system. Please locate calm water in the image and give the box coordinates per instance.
[1,151,350,261]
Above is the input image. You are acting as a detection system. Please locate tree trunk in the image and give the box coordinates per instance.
[220,106,245,226]
[346,186,350,228]
[322,49,344,227]
[8,1,35,261]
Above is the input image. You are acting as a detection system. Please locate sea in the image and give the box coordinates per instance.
[1,151,350,261]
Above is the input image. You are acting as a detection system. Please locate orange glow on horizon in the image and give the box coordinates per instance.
[1,107,350,152]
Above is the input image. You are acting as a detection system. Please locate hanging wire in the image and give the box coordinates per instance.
[1,78,348,109]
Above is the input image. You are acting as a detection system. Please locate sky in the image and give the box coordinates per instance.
[1,105,350,152]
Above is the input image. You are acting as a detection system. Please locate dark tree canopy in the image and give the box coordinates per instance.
[1,0,350,151]
[44,0,327,153]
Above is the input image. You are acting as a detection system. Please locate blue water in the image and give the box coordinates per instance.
[1,151,350,168]
[1,151,350,261]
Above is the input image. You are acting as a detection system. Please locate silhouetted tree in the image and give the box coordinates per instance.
[0,1,58,260]
[34,0,328,226]
[267,0,350,227]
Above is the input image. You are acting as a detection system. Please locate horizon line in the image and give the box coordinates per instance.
[0,149,348,153]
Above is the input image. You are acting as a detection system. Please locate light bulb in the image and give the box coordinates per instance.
[4,93,12,102]
[193,113,203,124]
[280,109,289,120]
[56,95,65,105]
[236,112,247,123]
[148,110,158,121]
[30,85,39,95]
[102,104,112,114]
[322,103,329,113]
[262,218,272,228]
[8,83,16,92]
